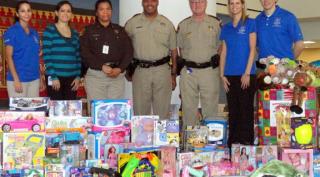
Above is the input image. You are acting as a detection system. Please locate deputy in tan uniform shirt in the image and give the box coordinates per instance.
[177,0,221,128]
[125,0,177,119]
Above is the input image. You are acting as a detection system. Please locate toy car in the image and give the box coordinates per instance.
[2,119,41,132]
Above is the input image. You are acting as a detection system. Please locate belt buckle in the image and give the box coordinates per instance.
[196,63,201,67]
[141,63,150,68]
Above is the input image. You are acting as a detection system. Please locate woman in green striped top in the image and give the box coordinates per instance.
[42,1,81,100]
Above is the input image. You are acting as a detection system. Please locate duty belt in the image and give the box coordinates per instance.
[184,60,212,69]
[133,56,170,68]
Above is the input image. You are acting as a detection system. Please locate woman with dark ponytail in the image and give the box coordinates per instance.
[4,1,44,97]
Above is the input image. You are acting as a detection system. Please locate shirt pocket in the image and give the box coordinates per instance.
[89,33,102,54]
[206,27,219,48]
[182,31,192,49]
[154,28,170,47]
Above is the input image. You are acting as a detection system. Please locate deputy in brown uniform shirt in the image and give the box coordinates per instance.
[80,0,133,109]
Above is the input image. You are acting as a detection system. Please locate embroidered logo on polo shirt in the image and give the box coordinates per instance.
[238,26,246,34]
[273,18,281,27]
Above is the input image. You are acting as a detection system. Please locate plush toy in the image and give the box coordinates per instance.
[257,56,298,90]
[251,160,308,177]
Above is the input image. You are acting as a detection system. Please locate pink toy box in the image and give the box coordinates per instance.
[281,148,313,177]
[0,111,45,133]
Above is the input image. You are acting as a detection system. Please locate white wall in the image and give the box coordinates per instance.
[119,0,217,104]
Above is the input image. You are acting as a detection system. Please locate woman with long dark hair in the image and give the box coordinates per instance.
[43,0,81,100]
[4,1,44,97]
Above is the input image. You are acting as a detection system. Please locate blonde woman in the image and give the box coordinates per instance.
[219,0,256,146]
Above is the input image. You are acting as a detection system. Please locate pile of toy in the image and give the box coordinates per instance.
[0,57,320,177]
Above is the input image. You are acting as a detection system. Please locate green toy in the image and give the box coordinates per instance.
[250,160,308,177]
[295,124,313,145]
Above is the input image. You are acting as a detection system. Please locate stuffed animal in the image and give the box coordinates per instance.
[251,160,308,177]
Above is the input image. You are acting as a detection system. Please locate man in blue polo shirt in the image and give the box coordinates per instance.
[256,0,304,59]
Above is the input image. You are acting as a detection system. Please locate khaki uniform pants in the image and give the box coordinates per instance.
[85,69,125,114]
[132,64,171,119]
[7,79,39,97]
[180,67,220,128]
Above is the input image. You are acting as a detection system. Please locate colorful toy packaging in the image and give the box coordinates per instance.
[49,100,82,117]
[257,87,317,145]
[208,160,237,176]
[281,148,313,177]
[0,111,45,133]
[211,148,230,163]
[87,131,127,162]
[91,99,132,131]
[160,146,176,177]
[291,117,317,149]
[46,117,90,133]
[154,120,179,147]
[202,119,227,145]
[9,97,49,111]
[118,151,160,177]
[131,116,158,147]
[3,132,45,170]
[183,126,208,151]
[314,151,320,177]
[177,152,194,174]
[231,144,241,175]
[239,146,257,176]
[45,164,66,177]
[256,145,278,168]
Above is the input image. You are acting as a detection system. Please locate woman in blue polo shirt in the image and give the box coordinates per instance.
[42,1,81,100]
[4,1,43,97]
[219,0,256,147]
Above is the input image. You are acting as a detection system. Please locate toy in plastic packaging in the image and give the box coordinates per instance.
[131,116,158,147]
[9,97,49,111]
[49,100,82,117]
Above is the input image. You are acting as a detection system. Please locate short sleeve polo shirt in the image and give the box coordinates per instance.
[220,18,256,76]
[4,22,40,82]
[256,6,304,59]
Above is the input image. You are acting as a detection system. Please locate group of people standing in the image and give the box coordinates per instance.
[4,0,304,147]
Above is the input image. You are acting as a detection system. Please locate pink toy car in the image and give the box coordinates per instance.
[2,119,41,132]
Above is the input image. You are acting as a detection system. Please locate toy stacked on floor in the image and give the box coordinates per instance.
[87,99,132,172]
[0,97,49,175]
[44,100,89,177]
[255,56,320,177]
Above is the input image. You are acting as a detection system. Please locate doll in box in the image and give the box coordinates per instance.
[107,146,117,169]
[133,118,155,146]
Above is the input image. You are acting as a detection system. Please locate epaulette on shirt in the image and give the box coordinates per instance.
[177,16,192,31]
[208,15,223,27]
[124,13,141,27]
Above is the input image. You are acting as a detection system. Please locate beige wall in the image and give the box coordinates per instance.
[299,48,320,62]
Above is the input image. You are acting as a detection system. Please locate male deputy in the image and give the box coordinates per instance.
[256,0,304,59]
[125,0,177,119]
[177,0,221,127]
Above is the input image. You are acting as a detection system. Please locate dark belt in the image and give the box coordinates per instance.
[184,60,212,69]
[133,56,170,68]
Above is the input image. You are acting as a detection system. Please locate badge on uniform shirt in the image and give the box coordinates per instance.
[160,22,166,26]
[102,45,109,54]
[238,26,246,34]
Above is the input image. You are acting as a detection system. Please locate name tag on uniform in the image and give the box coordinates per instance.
[48,76,52,86]
[102,45,109,54]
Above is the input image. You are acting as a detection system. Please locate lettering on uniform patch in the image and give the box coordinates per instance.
[238,26,246,34]
[273,17,281,27]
